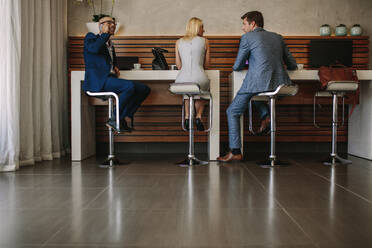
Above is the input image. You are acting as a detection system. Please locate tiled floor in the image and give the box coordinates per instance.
[1,154,372,247]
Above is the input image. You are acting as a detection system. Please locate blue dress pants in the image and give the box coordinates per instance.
[226,93,269,149]
[103,75,151,120]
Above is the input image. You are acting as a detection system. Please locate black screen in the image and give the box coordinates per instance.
[116,56,139,70]
[309,39,353,68]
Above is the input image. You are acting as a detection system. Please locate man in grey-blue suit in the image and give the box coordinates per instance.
[217,11,297,162]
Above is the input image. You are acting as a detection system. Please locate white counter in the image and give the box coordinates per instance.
[229,70,372,160]
[71,70,220,161]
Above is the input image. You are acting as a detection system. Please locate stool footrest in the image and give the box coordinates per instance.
[257,159,290,168]
[99,157,129,168]
[322,155,352,166]
[176,157,208,167]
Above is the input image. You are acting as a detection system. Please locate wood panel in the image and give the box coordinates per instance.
[68,35,369,143]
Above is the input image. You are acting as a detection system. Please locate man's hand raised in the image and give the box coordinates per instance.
[114,66,120,77]
[101,22,110,34]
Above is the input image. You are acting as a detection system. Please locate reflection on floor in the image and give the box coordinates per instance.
[1,153,372,247]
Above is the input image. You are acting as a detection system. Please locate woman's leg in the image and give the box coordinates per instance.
[184,99,190,119]
[195,99,207,119]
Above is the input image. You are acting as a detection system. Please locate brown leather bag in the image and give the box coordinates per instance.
[318,65,358,89]
[318,65,359,115]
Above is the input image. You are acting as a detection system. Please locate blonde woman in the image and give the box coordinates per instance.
[175,17,210,131]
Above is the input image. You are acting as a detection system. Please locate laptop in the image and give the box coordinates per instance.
[116,56,139,70]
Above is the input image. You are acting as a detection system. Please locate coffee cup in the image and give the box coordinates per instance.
[297,64,304,70]
[169,65,177,70]
[133,63,141,70]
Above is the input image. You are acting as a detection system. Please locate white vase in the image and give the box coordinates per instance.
[350,24,362,36]
[320,24,331,36]
[85,22,121,35]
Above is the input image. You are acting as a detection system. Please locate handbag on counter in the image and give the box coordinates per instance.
[318,64,358,89]
[152,47,169,70]
[318,64,359,115]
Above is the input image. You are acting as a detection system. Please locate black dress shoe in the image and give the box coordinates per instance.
[195,118,205,131]
[105,119,120,132]
[256,125,270,135]
[184,119,189,131]
[129,117,135,130]
[120,119,132,132]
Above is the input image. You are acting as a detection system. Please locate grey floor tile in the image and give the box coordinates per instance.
[288,207,372,247]
[292,155,372,177]
[0,188,103,210]
[113,174,186,188]
[0,209,66,246]
[179,209,312,246]
[47,209,183,246]
[331,173,372,202]
[124,162,189,175]
[244,162,311,176]
[35,174,118,188]
[87,185,184,210]
[2,155,372,247]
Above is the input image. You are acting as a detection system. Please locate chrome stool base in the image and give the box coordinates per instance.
[177,156,208,167]
[249,84,299,169]
[323,154,352,166]
[257,159,290,168]
[169,83,213,168]
[313,81,358,167]
[99,157,128,168]
[86,90,123,169]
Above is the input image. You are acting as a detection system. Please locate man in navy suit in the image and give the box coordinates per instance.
[83,16,150,132]
[217,11,297,162]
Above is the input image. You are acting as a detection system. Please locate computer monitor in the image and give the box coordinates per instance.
[116,56,139,70]
[309,39,353,68]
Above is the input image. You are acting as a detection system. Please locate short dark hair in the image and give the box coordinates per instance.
[97,15,115,23]
[241,11,264,28]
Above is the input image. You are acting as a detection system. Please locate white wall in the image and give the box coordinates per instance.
[68,0,372,67]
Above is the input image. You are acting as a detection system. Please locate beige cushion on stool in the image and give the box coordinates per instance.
[315,91,345,97]
[252,84,299,100]
[316,80,358,97]
[169,83,201,95]
[326,81,358,92]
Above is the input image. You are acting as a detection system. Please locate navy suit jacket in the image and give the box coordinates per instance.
[82,32,117,92]
[233,27,297,94]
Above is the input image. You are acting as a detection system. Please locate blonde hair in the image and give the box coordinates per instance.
[183,17,203,40]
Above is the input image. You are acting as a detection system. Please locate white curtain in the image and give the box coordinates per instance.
[0,0,68,171]
[0,0,21,172]
[19,0,68,166]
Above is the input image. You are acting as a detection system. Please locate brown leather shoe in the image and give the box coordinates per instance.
[257,116,270,135]
[216,152,243,162]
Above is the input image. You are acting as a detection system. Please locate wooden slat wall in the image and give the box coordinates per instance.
[68,35,369,143]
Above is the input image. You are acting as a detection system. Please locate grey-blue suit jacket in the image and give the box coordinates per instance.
[233,27,297,94]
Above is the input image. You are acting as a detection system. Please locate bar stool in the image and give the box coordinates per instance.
[313,80,358,166]
[249,84,299,168]
[86,91,122,168]
[169,83,212,167]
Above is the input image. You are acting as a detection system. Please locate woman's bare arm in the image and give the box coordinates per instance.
[204,38,210,69]
[175,39,182,70]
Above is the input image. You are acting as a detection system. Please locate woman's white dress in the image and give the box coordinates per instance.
[175,36,210,92]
